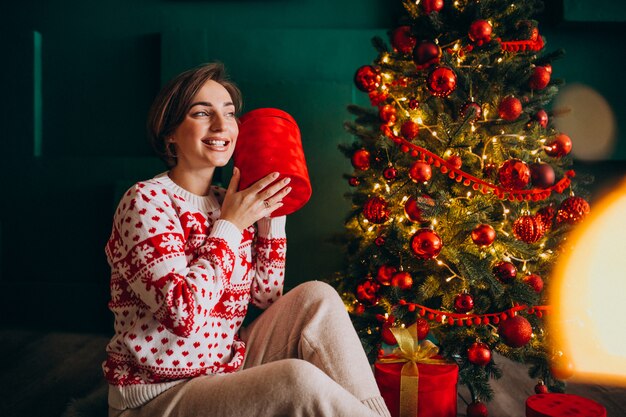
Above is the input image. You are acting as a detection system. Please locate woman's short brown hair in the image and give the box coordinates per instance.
[147,62,243,167]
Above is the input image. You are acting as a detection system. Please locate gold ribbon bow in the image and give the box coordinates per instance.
[378,324,447,417]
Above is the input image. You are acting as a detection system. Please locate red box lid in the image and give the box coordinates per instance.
[526,394,606,417]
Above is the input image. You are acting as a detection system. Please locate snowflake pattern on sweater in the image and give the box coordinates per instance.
[103,173,286,387]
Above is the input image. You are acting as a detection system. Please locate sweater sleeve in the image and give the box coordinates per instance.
[105,184,242,338]
[250,216,287,308]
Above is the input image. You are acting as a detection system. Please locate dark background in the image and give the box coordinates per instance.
[1,0,625,334]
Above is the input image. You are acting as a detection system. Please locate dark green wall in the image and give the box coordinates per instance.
[2,0,625,332]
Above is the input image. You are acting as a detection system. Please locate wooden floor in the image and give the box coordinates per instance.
[1,328,625,417]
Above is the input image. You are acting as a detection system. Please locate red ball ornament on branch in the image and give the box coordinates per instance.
[468,19,493,44]
[446,154,463,169]
[427,67,457,97]
[376,265,397,286]
[535,109,549,128]
[404,195,434,223]
[471,224,496,247]
[556,196,590,225]
[421,0,444,14]
[545,133,572,157]
[363,196,390,224]
[460,101,482,122]
[498,159,531,190]
[351,149,370,170]
[454,292,474,313]
[529,66,551,90]
[381,321,398,345]
[368,90,389,106]
[498,315,533,348]
[513,215,546,243]
[391,271,413,290]
[530,162,555,189]
[354,65,381,92]
[383,166,398,181]
[413,41,442,69]
[410,229,443,259]
[468,342,492,366]
[493,261,517,283]
[391,26,417,54]
[467,401,489,417]
[348,177,360,187]
[409,161,433,183]
[498,96,523,121]
[534,380,549,394]
[415,318,430,340]
[537,206,556,231]
[379,104,397,126]
[401,120,420,140]
[356,279,380,305]
[524,274,544,293]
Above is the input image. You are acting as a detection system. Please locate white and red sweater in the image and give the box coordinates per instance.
[103,172,286,409]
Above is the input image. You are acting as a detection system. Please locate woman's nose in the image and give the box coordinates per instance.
[210,113,225,131]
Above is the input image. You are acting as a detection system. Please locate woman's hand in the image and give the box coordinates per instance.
[220,167,292,232]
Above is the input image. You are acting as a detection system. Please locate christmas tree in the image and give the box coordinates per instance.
[329,0,592,413]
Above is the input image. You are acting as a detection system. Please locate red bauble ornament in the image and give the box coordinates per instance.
[493,261,517,283]
[427,67,457,97]
[468,20,493,44]
[447,154,463,169]
[530,162,555,189]
[354,66,381,93]
[409,161,432,183]
[524,274,544,293]
[535,109,549,128]
[348,177,360,187]
[545,133,572,157]
[498,315,532,348]
[413,41,442,69]
[498,159,531,190]
[391,271,413,290]
[550,354,575,380]
[529,66,551,90]
[498,96,523,121]
[460,101,482,122]
[534,380,549,394]
[391,26,417,54]
[468,342,492,366]
[471,224,496,247]
[381,322,398,345]
[404,195,434,223]
[410,229,443,259]
[369,90,389,106]
[374,236,386,246]
[421,0,444,14]
[454,292,474,313]
[353,303,365,315]
[409,99,420,110]
[556,196,590,225]
[376,265,397,286]
[356,279,380,305]
[415,318,430,340]
[363,196,390,224]
[379,104,397,125]
[536,206,555,231]
[383,166,398,181]
[351,149,371,170]
[467,401,489,417]
[513,215,546,243]
[401,120,420,140]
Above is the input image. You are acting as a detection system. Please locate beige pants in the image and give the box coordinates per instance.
[110,281,391,417]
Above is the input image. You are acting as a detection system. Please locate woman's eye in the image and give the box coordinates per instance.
[193,111,210,117]
[226,111,236,117]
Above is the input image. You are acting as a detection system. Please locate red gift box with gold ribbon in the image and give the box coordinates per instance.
[234,108,312,217]
[374,324,458,417]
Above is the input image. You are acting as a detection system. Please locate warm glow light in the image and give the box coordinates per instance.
[550,178,626,386]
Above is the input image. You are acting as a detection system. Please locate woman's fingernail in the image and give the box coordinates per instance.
[285,187,292,192]
[273,172,280,178]
[284,177,291,184]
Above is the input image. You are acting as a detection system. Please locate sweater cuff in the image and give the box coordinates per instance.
[256,216,286,239]
[210,219,243,251]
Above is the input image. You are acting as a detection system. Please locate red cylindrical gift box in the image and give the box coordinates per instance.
[526,394,606,417]
[374,360,458,417]
[234,108,312,217]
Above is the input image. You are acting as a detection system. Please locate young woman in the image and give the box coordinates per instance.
[104,63,391,417]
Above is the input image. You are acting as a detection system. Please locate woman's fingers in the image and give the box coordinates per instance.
[261,176,291,200]
[252,171,281,193]
[264,183,292,207]
[227,167,241,194]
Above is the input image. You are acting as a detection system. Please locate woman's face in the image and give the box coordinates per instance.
[171,79,239,170]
